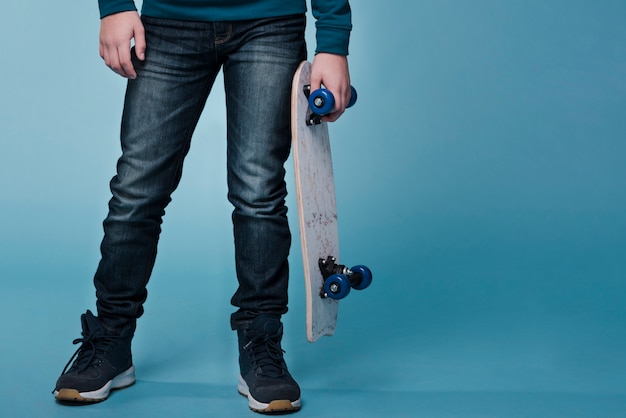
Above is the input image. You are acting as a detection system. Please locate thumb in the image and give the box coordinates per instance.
[134,22,146,61]
[309,64,322,92]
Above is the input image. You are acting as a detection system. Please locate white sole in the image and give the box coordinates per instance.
[54,366,136,402]
[238,374,301,413]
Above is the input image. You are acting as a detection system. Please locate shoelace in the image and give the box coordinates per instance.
[60,334,119,375]
[244,333,286,377]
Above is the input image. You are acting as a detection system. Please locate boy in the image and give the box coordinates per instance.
[53,0,352,414]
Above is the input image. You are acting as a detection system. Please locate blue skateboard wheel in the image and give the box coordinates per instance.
[308,86,358,116]
[350,265,372,290]
[324,274,351,300]
[309,89,335,115]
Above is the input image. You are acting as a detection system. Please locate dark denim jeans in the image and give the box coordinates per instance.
[94,14,307,333]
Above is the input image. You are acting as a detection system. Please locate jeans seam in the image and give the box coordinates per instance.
[215,23,233,45]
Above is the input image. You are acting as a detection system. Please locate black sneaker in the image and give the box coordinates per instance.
[53,310,135,403]
[237,315,301,413]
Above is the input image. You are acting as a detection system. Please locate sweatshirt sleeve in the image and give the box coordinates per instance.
[311,0,352,56]
[98,0,137,18]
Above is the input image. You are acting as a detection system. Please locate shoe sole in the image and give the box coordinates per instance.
[237,374,301,413]
[54,366,136,403]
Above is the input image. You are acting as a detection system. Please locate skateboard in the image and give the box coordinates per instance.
[291,61,372,343]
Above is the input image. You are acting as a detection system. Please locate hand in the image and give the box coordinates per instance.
[310,53,351,122]
[99,11,146,79]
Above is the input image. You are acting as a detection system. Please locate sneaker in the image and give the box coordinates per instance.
[237,315,301,413]
[53,310,135,403]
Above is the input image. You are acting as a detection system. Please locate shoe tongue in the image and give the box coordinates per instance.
[81,310,105,338]
[251,315,282,337]
[249,316,285,377]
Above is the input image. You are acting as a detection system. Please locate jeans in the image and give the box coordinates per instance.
[94,14,307,333]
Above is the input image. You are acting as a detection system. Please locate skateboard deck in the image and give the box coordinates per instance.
[291,61,371,343]
[291,61,339,342]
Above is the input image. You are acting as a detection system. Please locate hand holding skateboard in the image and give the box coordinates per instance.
[304,86,358,125]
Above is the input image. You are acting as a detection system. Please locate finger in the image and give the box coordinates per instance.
[101,44,116,74]
[309,67,322,92]
[102,40,133,78]
[334,88,348,113]
[134,24,146,61]
[329,88,347,117]
[117,45,137,79]
[323,85,352,122]
[343,87,353,109]
[322,108,345,123]
[105,46,121,77]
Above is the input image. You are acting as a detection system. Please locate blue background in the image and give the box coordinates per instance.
[1,1,625,417]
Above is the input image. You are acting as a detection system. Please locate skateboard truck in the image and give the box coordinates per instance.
[303,85,358,126]
[318,256,372,300]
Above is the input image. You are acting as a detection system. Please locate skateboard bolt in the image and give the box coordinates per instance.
[313,97,325,108]
[329,283,340,293]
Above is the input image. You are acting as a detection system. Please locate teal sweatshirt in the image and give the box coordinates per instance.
[98,0,351,55]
